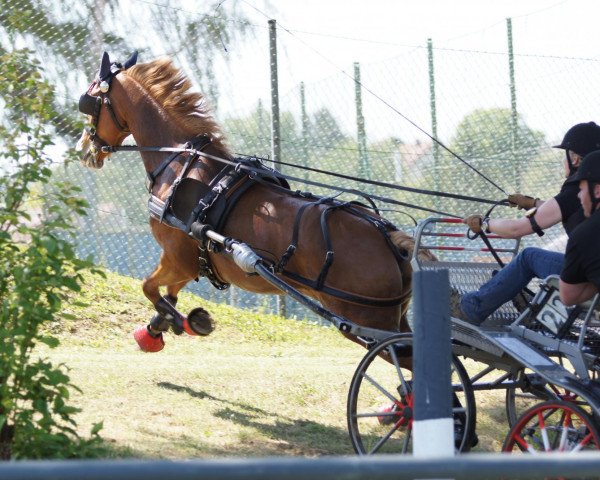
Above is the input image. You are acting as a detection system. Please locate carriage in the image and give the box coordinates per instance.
[347,216,600,454]
[76,51,600,456]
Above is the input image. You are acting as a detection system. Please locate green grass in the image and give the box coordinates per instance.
[42,269,510,458]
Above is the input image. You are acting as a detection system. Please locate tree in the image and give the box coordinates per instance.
[0,0,253,141]
[451,107,544,162]
[309,107,349,147]
[443,107,546,202]
[0,49,103,459]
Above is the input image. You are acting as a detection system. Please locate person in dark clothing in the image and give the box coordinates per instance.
[454,122,600,325]
[560,150,600,305]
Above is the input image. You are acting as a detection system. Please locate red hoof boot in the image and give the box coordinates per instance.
[133,326,165,352]
[182,317,198,336]
[377,403,399,425]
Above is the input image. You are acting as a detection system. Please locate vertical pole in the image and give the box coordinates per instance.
[229,286,237,307]
[300,82,309,181]
[268,19,286,318]
[269,19,281,172]
[412,269,454,458]
[507,18,519,192]
[257,98,266,151]
[354,62,369,182]
[428,38,440,210]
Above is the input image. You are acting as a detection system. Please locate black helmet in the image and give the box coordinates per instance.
[554,122,600,156]
[571,150,600,212]
[570,150,600,183]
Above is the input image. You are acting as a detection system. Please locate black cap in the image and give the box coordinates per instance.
[553,122,600,156]
[570,150,600,183]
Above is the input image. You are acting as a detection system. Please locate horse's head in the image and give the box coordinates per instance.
[76,51,138,168]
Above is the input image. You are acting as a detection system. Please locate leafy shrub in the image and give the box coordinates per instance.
[0,49,103,459]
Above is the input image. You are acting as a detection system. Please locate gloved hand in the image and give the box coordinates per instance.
[508,193,538,210]
[464,214,483,233]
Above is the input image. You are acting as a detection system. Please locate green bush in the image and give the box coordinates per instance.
[0,49,103,459]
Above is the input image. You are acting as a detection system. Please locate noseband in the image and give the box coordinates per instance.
[78,73,129,156]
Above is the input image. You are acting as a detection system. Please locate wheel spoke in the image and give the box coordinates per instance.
[571,432,595,453]
[558,411,571,451]
[537,411,551,452]
[515,434,538,454]
[402,424,412,453]
[388,344,411,395]
[368,421,402,455]
[361,372,398,404]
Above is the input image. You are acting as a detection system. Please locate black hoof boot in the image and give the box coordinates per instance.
[185,307,215,336]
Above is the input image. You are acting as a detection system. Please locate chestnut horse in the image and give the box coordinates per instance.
[76,52,430,351]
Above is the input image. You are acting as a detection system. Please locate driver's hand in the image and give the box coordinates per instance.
[464,214,483,233]
[508,193,537,210]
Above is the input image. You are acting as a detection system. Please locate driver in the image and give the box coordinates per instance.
[453,122,600,325]
[560,150,600,305]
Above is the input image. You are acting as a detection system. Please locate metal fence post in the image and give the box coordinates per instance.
[354,62,370,183]
[300,81,309,181]
[268,18,286,318]
[507,17,520,192]
[412,269,454,458]
[428,38,440,212]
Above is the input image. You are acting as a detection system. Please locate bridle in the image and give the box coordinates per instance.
[78,51,138,158]
[78,81,128,155]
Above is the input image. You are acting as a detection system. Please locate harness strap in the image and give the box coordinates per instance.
[281,270,405,307]
[103,96,128,132]
[276,196,335,273]
[147,136,211,192]
[159,147,199,223]
[315,204,343,291]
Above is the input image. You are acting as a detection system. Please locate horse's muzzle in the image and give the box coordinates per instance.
[76,130,104,168]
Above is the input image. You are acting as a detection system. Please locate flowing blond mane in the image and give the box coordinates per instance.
[125,57,229,152]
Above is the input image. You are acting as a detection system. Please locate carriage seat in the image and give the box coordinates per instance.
[541,274,600,312]
[528,275,600,336]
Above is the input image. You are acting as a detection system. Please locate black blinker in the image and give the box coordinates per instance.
[123,51,138,69]
[78,92,99,116]
[99,52,111,81]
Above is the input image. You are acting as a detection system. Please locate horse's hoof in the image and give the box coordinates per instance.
[133,325,165,352]
[182,307,215,336]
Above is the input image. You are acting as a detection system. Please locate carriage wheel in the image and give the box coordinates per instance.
[347,333,476,455]
[503,400,600,453]
[506,369,594,427]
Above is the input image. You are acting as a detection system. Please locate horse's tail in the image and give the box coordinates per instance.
[389,230,437,331]
[389,230,437,264]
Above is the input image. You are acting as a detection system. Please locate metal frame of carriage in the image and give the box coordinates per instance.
[409,216,600,454]
[191,214,600,456]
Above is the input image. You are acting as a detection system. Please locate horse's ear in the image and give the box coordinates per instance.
[99,52,111,80]
[123,51,138,69]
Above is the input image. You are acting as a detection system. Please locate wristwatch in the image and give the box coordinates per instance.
[525,207,545,237]
[481,217,491,234]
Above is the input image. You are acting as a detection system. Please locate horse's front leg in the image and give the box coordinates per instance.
[134,254,213,352]
[145,279,188,336]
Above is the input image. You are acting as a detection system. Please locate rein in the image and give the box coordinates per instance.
[100,144,505,218]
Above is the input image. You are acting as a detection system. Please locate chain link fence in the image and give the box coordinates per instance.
[3,0,600,319]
